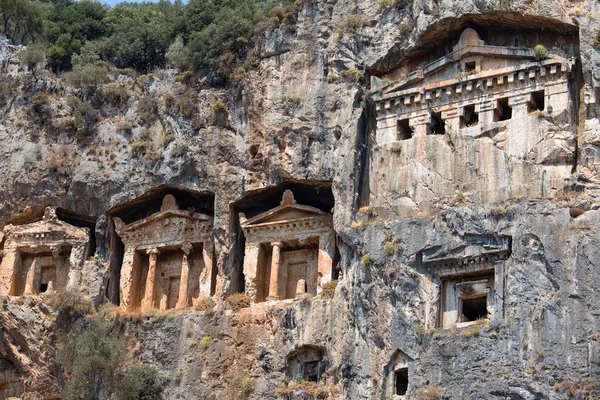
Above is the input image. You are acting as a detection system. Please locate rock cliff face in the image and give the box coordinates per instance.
[1,0,600,399]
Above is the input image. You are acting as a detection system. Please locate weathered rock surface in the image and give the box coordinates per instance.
[0,0,599,399]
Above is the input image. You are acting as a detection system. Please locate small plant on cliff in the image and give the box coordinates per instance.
[336,15,370,39]
[195,296,214,312]
[491,206,508,218]
[385,242,395,256]
[227,293,251,311]
[201,336,212,349]
[534,44,549,60]
[553,377,596,399]
[321,280,338,299]
[593,30,600,49]
[212,100,228,113]
[361,254,370,267]
[46,289,94,330]
[378,0,398,13]
[340,69,364,83]
[241,376,254,394]
[416,385,444,400]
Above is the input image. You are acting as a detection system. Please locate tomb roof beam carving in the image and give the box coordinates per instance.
[380,57,571,102]
[425,250,511,277]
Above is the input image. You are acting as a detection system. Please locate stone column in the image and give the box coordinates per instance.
[266,241,282,301]
[141,248,159,312]
[198,239,214,298]
[317,233,335,295]
[23,259,38,296]
[176,253,190,309]
[119,245,137,310]
[67,244,86,290]
[242,242,261,301]
[0,246,20,296]
[295,279,306,299]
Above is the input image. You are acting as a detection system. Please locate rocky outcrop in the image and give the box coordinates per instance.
[0,0,600,399]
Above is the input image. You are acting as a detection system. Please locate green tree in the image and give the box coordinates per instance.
[114,366,164,400]
[19,42,45,78]
[0,0,43,44]
[101,4,174,72]
[166,36,191,71]
[58,320,128,400]
[44,0,107,71]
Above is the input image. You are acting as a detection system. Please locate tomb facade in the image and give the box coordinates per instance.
[383,349,413,398]
[286,345,327,383]
[423,235,511,329]
[369,24,579,209]
[0,207,90,296]
[239,190,335,303]
[114,194,214,311]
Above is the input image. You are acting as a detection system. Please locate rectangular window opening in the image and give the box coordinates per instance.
[495,98,512,121]
[465,61,476,73]
[461,105,479,128]
[397,119,413,140]
[429,111,445,135]
[529,90,545,113]
[39,283,48,293]
[303,361,320,382]
[395,368,409,396]
[461,296,488,322]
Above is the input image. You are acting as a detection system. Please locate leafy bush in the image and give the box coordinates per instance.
[336,15,369,40]
[144,150,161,162]
[269,6,285,21]
[98,83,129,107]
[226,293,251,310]
[177,95,197,118]
[29,93,52,118]
[201,336,211,349]
[321,280,337,299]
[241,376,253,394]
[137,95,159,127]
[170,141,190,157]
[67,96,98,140]
[360,254,370,267]
[534,44,549,60]
[340,69,364,82]
[491,206,507,218]
[278,380,329,399]
[114,366,164,400]
[175,71,198,87]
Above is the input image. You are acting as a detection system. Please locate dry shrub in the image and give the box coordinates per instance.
[137,95,159,127]
[553,377,596,399]
[278,381,329,399]
[195,297,214,312]
[416,385,443,400]
[226,293,251,311]
[177,95,197,119]
[321,280,338,299]
[99,83,129,107]
[45,289,94,330]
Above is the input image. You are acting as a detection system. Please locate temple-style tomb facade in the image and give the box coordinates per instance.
[0,207,90,296]
[240,190,335,303]
[115,194,214,311]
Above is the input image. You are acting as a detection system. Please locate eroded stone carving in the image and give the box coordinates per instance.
[240,190,335,303]
[115,195,214,311]
[286,345,327,382]
[0,207,90,296]
[424,235,511,328]
[383,349,413,398]
[370,27,578,209]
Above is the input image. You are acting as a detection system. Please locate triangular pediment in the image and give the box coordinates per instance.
[244,205,327,227]
[241,190,331,229]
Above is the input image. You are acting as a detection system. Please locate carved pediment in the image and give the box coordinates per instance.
[114,195,212,249]
[241,190,331,229]
[2,207,90,246]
